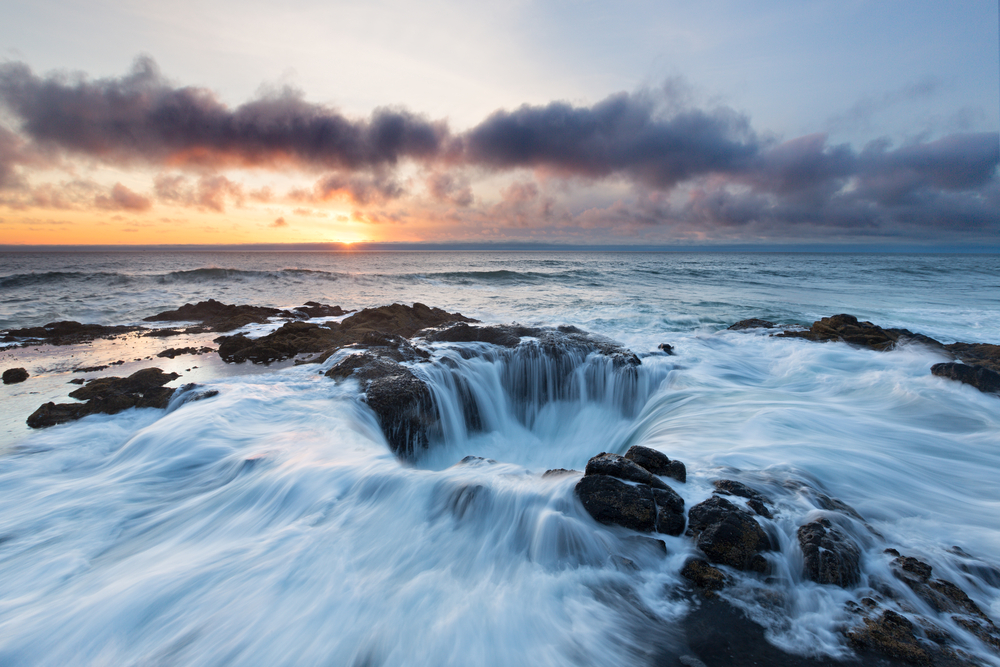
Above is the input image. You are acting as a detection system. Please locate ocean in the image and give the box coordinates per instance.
[1,251,998,666]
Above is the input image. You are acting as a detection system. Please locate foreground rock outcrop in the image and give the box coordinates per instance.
[575,451,685,536]
[2,321,141,346]
[797,518,861,587]
[144,298,352,333]
[2,367,29,384]
[687,496,772,572]
[27,368,180,428]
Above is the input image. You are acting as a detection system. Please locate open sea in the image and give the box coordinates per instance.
[1,251,999,666]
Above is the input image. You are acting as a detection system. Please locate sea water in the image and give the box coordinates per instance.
[0,251,998,665]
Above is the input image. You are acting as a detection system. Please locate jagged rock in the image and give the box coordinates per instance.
[625,445,686,483]
[658,343,674,355]
[847,610,934,665]
[2,367,28,384]
[728,318,777,330]
[777,314,943,351]
[682,558,728,592]
[713,480,772,517]
[326,353,436,456]
[575,474,685,536]
[218,303,472,365]
[814,493,866,522]
[890,555,995,622]
[585,452,669,490]
[144,299,289,332]
[2,321,141,345]
[798,518,861,587]
[422,322,530,347]
[293,301,352,318]
[931,362,1000,394]
[945,342,1000,374]
[156,346,214,359]
[27,368,180,428]
[687,496,772,572]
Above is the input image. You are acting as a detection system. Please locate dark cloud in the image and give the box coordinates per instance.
[461,89,759,188]
[271,216,287,228]
[307,171,404,205]
[426,172,473,207]
[95,182,152,212]
[0,57,448,170]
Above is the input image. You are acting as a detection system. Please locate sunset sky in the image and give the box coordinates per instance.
[1,1,998,247]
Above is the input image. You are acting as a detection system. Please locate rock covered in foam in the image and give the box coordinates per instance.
[797,518,861,587]
[626,445,686,483]
[931,362,1000,394]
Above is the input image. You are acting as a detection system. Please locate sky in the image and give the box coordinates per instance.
[0,0,998,248]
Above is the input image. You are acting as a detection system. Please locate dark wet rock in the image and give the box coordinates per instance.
[2,321,141,346]
[326,353,436,456]
[144,299,288,332]
[142,328,186,338]
[2,367,28,384]
[575,474,657,532]
[890,555,995,624]
[625,445,686,483]
[218,321,340,363]
[658,343,674,355]
[156,346,214,359]
[455,455,497,467]
[574,474,685,536]
[542,468,580,478]
[713,480,773,518]
[687,496,772,572]
[622,535,668,556]
[218,303,471,365]
[931,362,1000,395]
[69,378,85,384]
[945,342,1000,373]
[585,452,670,490]
[682,558,728,592]
[847,610,935,666]
[422,321,529,347]
[27,368,180,428]
[293,301,352,318]
[777,314,943,351]
[174,383,220,405]
[728,318,777,331]
[798,518,862,587]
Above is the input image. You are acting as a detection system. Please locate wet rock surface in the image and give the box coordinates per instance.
[681,558,727,592]
[2,321,142,346]
[2,367,29,384]
[144,298,287,332]
[687,496,772,572]
[27,368,180,428]
[575,451,686,536]
[326,353,436,456]
[776,314,943,351]
[626,445,686,483]
[727,318,777,331]
[712,479,772,517]
[798,518,862,587]
[930,362,1000,394]
[156,346,214,359]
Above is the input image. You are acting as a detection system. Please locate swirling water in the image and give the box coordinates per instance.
[0,251,999,666]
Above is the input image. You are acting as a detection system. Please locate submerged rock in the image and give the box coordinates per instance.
[713,480,772,517]
[681,558,728,592]
[27,368,180,428]
[797,518,861,587]
[625,445,686,483]
[156,346,214,359]
[2,367,29,384]
[847,610,935,666]
[727,318,777,331]
[687,496,772,572]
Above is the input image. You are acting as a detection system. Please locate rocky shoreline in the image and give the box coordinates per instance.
[3,301,999,666]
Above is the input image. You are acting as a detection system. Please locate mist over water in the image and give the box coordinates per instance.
[1,251,999,665]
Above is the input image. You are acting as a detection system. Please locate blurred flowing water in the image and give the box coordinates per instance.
[1,251,998,665]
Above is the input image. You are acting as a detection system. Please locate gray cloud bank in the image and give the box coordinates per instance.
[0,58,997,241]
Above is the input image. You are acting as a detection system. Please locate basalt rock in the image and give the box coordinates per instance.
[713,480,772,517]
[575,474,685,535]
[156,346,214,359]
[2,321,141,345]
[931,362,1000,394]
[777,314,943,351]
[585,452,670,490]
[144,299,289,332]
[728,318,777,331]
[293,301,352,318]
[326,353,436,456]
[681,558,728,592]
[945,342,1000,373]
[687,496,772,572]
[2,367,29,384]
[218,321,340,363]
[797,518,861,587]
[846,610,935,666]
[27,368,180,428]
[625,445,686,483]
